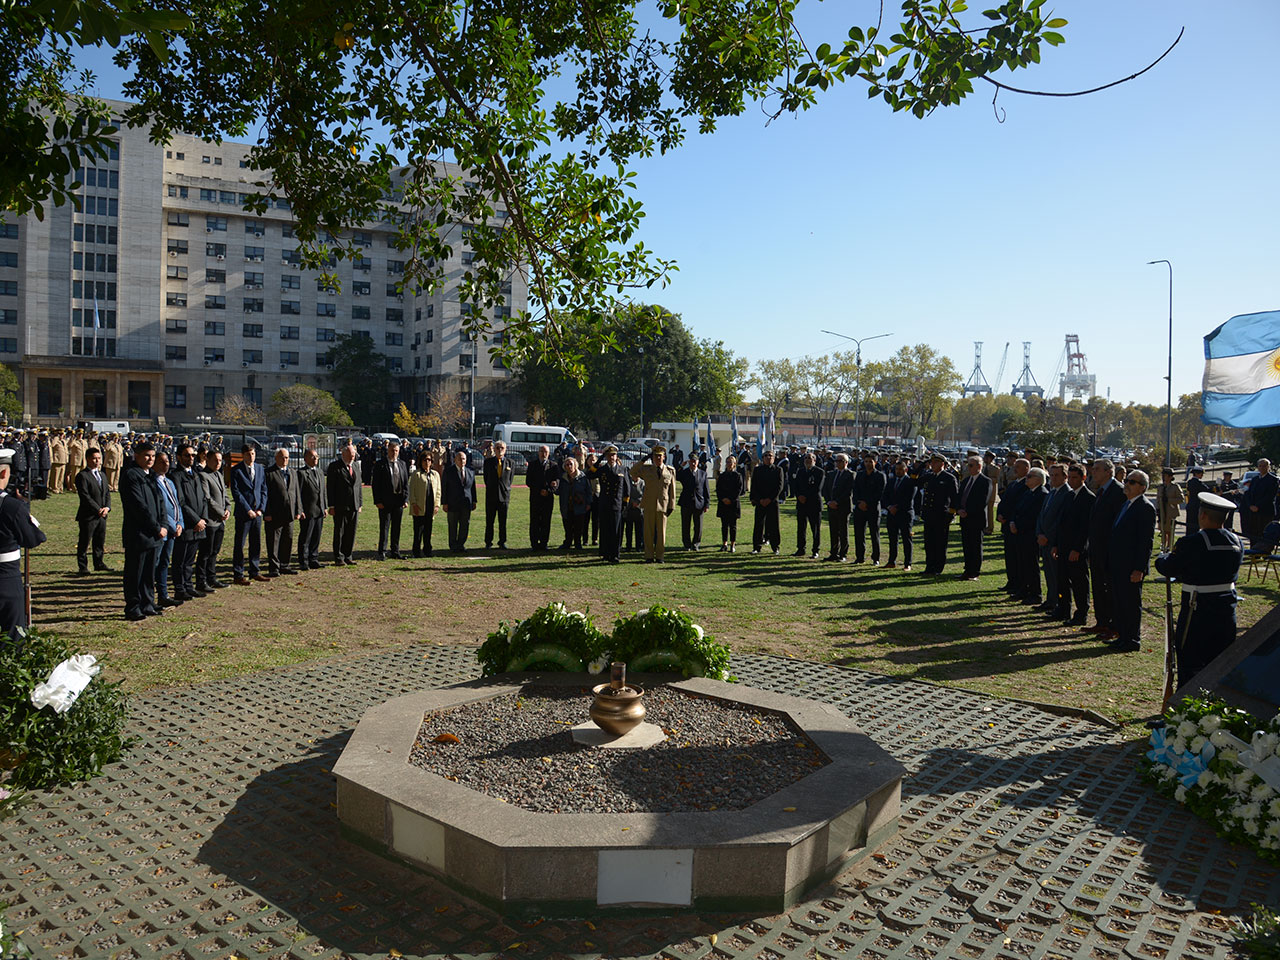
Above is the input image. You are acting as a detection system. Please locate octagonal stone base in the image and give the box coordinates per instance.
[333,673,905,917]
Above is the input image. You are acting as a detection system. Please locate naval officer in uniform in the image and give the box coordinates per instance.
[1154,492,1245,690]
[0,446,47,634]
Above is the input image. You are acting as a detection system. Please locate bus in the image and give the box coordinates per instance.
[491,422,578,456]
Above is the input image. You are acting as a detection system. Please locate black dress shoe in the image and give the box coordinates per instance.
[1067,614,1089,626]
[126,611,147,621]
[144,607,163,616]
[1108,638,1140,652]
[190,588,207,598]
[280,568,298,575]
[94,565,114,572]
[77,568,90,576]
[160,598,182,608]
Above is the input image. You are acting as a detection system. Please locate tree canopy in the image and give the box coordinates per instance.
[6,0,1080,373]
[267,383,354,429]
[516,304,746,437]
[329,334,392,427]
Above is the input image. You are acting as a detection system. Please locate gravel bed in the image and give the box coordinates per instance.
[408,685,830,813]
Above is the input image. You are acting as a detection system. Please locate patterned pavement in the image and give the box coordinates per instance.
[2,648,1275,960]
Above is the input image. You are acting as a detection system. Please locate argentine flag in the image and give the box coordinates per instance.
[1202,310,1280,427]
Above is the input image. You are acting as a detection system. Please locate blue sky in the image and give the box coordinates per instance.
[77,1,1278,406]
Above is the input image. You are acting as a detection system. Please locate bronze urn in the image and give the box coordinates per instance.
[589,661,646,736]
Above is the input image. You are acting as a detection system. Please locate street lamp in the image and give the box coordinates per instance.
[821,329,891,444]
[638,345,645,432]
[1147,259,1173,468]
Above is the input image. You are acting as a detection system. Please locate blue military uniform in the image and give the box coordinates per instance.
[1155,523,1244,690]
[0,483,48,634]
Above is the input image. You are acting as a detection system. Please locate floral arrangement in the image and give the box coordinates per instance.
[0,629,134,789]
[1142,693,1280,863]
[475,602,733,680]
[477,602,608,676]
[609,605,732,680]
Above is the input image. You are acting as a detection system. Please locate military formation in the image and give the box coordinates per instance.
[0,425,1259,696]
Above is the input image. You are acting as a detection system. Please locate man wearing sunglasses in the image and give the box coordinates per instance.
[1107,470,1156,653]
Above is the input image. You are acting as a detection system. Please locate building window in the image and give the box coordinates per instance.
[245,272,264,288]
[219,190,236,204]
[165,318,187,334]
[494,306,510,319]
[214,156,222,166]
[281,300,301,315]
[280,326,300,340]
[0,310,16,325]
[282,224,296,239]
[425,329,433,343]
[424,356,433,369]
[175,151,184,160]
[388,284,402,298]
[459,354,473,370]
[352,281,371,296]
[280,351,299,366]
[243,323,264,338]
[425,303,434,318]
[353,330,371,340]
[168,212,190,227]
[205,321,225,336]
[280,274,300,289]
[351,305,371,321]
[0,225,18,239]
[242,387,262,407]
[0,282,16,296]
[243,246,265,262]
[242,299,264,314]
[206,242,226,258]
[36,378,62,417]
[353,257,372,272]
[353,231,372,247]
[205,295,226,310]
[385,332,403,346]
[166,345,188,360]
[316,303,336,317]
[387,357,403,372]
[206,269,226,284]
[386,308,404,323]
[205,216,227,231]
[202,155,211,164]
[167,239,188,255]
[166,292,188,307]
[165,385,187,408]
[239,159,250,169]
[0,252,18,268]
[244,220,265,235]
[204,386,224,408]
[281,249,300,266]
[200,188,217,202]
[167,184,189,198]
[243,350,263,364]
[128,380,152,418]
[316,352,333,366]
[386,260,404,275]
[167,265,188,279]
[316,328,336,342]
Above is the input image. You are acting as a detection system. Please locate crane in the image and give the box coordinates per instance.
[993,342,1010,394]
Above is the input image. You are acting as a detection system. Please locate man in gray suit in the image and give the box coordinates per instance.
[196,448,230,591]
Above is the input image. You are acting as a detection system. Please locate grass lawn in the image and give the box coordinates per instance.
[25,481,1280,727]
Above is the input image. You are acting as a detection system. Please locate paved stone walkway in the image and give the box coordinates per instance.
[2,649,1276,960]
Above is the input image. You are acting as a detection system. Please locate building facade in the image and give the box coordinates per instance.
[0,100,523,428]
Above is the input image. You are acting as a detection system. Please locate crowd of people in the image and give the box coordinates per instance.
[0,424,1263,688]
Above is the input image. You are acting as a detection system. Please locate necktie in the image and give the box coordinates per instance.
[1114,499,1131,528]
[962,476,974,502]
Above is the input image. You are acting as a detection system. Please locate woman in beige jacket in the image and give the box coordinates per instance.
[1156,466,1185,549]
[409,450,443,556]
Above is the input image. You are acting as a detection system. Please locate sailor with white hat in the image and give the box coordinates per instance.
[0,446,48,634]
[1155,492,1245,690]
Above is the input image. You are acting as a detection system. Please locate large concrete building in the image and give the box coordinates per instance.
[0,100,523,428]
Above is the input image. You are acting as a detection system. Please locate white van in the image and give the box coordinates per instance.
[491,422,578,456]
[78,420,130,435]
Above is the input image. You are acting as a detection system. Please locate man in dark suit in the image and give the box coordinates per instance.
[296,447,328,569]
[483,440,515,548]
[593,445,628,563]
[170,442,208,600]
[230,442,269,584]
[677,455,710,550]
[749,449,785,553]
[955,455,991,580]
[197,448,230,590]
[371,439,409,560]
[525,445,559,550]
[264,448,303,576]
[443,448,478,552]
[1243,458,1278,547]
[326,439,363,565]
[919,452,959,575]
[883,459,917,570]
[120,441,167,620]
[1185,465,1210,533]
[1010,467,1049,602]
[75,447,112,575]
[1107,469,1156,652]
[822,453,854,561]
[1055,462,1094,625]
[791,452,825,558]
[1086,459,1127,640]
[852,452,887,565]
[995,458,1028,591]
